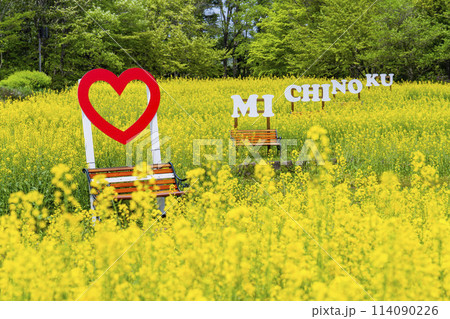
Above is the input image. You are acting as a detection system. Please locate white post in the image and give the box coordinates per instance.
[147,85,165,214]
[79,79,96,169]
[79,79,96,212]
[148,86,162,165]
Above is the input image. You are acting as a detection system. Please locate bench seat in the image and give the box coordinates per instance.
[83,162,187,203]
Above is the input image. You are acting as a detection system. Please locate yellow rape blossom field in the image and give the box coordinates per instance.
[0,78,449,300]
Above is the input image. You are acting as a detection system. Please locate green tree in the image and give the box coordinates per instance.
[248,0,307,76]
[44,0,124,88]
[287,0,379,78]
[250,0,449,80]
[0,11,34,74]
[362,0,449,80]
[211,0,270,77]
[112,0,222,77]
[0,0,448,83]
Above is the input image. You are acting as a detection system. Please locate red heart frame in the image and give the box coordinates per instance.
[78,68,160,145]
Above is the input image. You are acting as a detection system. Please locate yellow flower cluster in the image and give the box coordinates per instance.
[0,78,448,300]
[1,78,448,214]
[0,155,448,300]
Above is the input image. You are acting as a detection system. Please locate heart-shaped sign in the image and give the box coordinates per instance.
[78,68,160,145]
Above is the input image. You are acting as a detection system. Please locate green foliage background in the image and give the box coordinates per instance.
[0,70,51,94]
[0,0,448,88]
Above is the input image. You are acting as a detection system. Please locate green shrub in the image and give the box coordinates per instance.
[0,70,52,95]
[0,87,28,101]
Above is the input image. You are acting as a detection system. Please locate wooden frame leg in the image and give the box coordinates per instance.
[90,195,98,224]
[157,197,166,217]
[89,195,95,210]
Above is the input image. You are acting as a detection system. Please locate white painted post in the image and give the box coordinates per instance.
[79,79,96,212]
[147,86,165,214]
[79,79,96,169]
[148,86,162,165]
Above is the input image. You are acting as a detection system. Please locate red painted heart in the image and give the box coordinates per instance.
[78,68,160,145]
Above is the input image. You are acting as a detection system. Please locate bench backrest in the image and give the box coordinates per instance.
[230,129,278,143]
[86,163,180,196]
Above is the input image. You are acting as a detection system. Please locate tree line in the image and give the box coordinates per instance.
[0,0,448,89]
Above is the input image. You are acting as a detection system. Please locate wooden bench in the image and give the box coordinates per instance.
[78,78,183,216]
[83,162,187,204]
[231,129,281,147]
[231,100,281,155]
